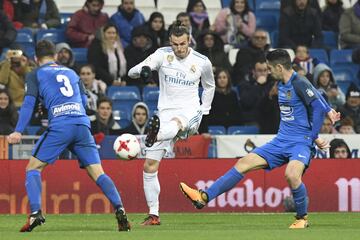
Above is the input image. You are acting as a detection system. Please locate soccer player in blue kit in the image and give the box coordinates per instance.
[7,40,130,232]
[180,49,341,229]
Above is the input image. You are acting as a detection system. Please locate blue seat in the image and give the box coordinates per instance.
[330,49,353,68]
[112,104,132,121]
[336,80,352,94]
[72,48,87,64]
[208,125,226,135]
[118,119,131,128]
[270,30,279,48]
[60,13,72,29]
[309,49,329,64]
[142,86,159,102]
[332,66,357,82]
[256,0,281,10]
[15,29,34,48]
[255,12,278,33]
[107,86,141,110]
[227,125,259,134]
[322,31,338,49]
[25,126,41,135]
[36,29,66,44]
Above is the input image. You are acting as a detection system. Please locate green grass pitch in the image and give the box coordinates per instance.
[1,213,359,240]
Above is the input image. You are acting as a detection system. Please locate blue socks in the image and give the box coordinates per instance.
[291,183,308,217]
[96,174,123,209]
[205,167,244,202]
[25,170,42,213]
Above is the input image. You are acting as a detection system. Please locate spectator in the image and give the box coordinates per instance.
[205,69,241,128]
[339,1,360,49]
[338,83,360,132]
[1,0,23,29]
[119,102,149,135]
[124,25,157,87]
[18,0,60,31]
[168,12,197,47]
[0,48,35,108]
[110,0,145,48]
[293,45,318,76]
[322,0,344,32]
[0,10,17,56]
[79,64,106,116]
[320,117,338,133]
[90,97,122,135]
[196,30,232,73]
[186,0,210,39]
[145,12,168,48]
[258,81,280,133]
[329,138,351,158]
[212,0,256,47]
[232,29,270,84]
[55,43,79,73]
[312,63,345,109]
[0,88,18,135]
[281,0,322,16]
[279,0,323,49]
[239,58,274,125]
[87,23,127,86]
[337,116,356,133]
[66,0,108,48]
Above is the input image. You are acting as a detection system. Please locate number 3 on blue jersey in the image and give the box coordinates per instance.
[56,74,74,97]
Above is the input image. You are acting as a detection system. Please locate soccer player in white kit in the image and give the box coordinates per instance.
[128,22,215,225]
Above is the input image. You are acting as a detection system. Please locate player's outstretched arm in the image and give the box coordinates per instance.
[128,48,163,79]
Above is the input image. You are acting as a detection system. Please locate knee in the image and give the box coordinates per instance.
[285,171,302,188]
[234,157,250,174]
[144,160,159,173]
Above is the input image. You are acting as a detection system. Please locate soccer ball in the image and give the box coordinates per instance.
[113,134,141,160]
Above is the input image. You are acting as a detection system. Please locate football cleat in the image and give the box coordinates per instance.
[179,182,207,209]
[141,214,161,226]
[115,208,131,231]
[20,210,45,232]
[145,115,160,147]
[289,215,309,229]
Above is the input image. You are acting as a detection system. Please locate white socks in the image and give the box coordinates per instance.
[143,171,160,216]
[157,121,180,141]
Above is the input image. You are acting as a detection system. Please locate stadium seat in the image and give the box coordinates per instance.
[60,13,72,29]
[25,126,41,135]
[256,0,281,10]
[322,31,338,49]
[208,125,226,135]
[228,48,239,66]
[112,106,132,121]
[227,125,259,134]
[336,80,352,94]
[72,48,87,65]
[329,49,353,68]
[36,29,66,44]
[118,119,131,128]
[255,12,278,33]
[142,86,159,102]
[309,49,329,64]
[107,86,141,110]
[15,29,34,49]
[332,66,358,82]
[270,30,278,48]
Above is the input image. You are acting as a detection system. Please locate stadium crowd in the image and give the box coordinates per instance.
[0,0,359,156]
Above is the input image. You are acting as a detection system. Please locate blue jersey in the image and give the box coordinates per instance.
[277,72,319,143]
[26,62,89,128]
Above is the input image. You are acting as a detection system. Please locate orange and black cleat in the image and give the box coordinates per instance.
[116,208,131,231]
[141,214,161,226]
[289,215,309,229]
[179,182,207,209]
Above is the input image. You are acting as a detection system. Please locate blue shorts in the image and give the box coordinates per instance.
[32,124,100,167]
[252,137,315,170]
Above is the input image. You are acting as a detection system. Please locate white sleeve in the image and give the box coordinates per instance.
[200,58,215,115]
[127,49,163,79]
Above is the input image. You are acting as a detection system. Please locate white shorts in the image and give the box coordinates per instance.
[145,108,202,161]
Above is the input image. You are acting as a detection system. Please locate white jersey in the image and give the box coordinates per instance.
[128,47,215,114]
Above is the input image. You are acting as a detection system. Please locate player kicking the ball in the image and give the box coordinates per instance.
[7,40,130,232]
[179,49,341,229]
[128,21,215,225]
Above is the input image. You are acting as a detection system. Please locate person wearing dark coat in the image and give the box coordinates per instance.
[120,102,149,135]
[0,10,16,55]
[0,88,18,135]
[144,12,168,48]
[337,83,360,133]
[322,0,344,32]
[279,0,323,49]
[281,0,322,16]
[196,30,231,74]
[232,29,271,84]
